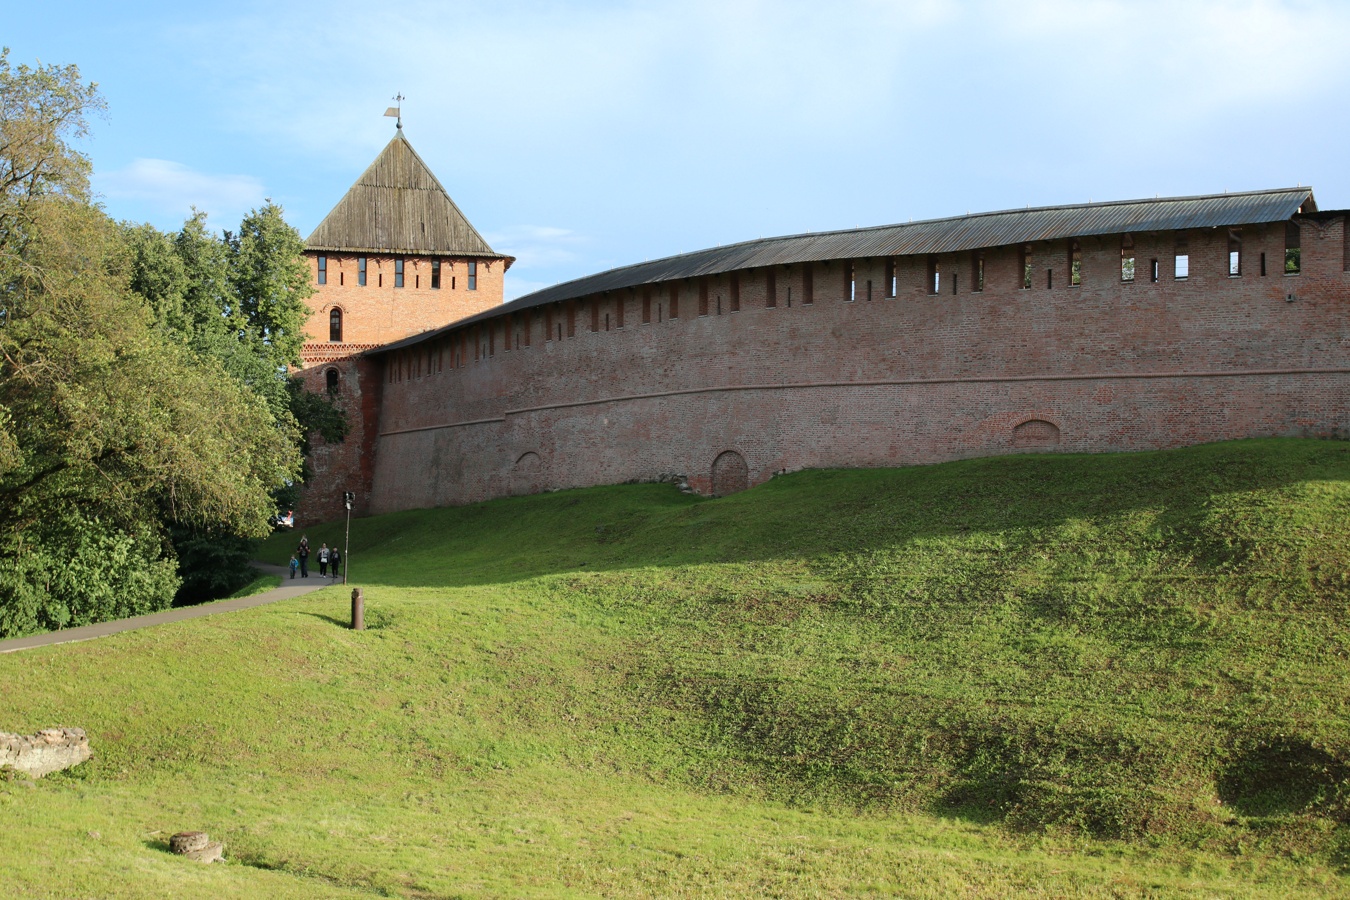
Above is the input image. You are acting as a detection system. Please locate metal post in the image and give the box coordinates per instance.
[351,588,365,631]
[343,491,353,586]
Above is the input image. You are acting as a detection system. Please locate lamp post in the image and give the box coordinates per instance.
[343,491,354,586]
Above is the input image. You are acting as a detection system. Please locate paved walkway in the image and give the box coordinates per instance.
[0,563,345,655]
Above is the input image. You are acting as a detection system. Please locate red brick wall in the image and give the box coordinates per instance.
[300,215,1350,521]
[294,354,383,525]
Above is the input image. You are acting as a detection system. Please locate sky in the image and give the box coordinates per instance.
[10,0,1350,300]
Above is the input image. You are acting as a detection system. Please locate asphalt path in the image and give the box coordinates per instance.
[0,563,343,654]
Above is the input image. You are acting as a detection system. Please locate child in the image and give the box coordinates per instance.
[289,555,299,579]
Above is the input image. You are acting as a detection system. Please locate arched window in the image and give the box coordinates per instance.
[329,308,343,342]
[325,368,340,394]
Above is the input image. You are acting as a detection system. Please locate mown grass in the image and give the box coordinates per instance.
[2,438,1349,897]
[226,572,282,599]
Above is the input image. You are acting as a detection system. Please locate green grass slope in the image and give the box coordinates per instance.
[2,438,1349,897]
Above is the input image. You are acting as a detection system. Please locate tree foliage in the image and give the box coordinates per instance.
[228,203,314,374]
[0,50,309,636]
[123,205,349,600]
[124,208,295,422]
[0,47,102,269]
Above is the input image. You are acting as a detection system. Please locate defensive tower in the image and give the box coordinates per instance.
[299,130,512,369]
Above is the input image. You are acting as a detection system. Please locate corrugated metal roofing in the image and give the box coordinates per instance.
[373,186,1314,354]
[306,131,506,258]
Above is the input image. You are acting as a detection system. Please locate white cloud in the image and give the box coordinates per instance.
[488,225,594,299]
[976,0,1349,121]
[94,158,266,228]
[486,225,589,269]
[183,0,1350,189]
[503,277,558,302]
[91,0,1350,274]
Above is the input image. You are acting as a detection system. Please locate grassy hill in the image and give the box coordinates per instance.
[1,438,1349,897]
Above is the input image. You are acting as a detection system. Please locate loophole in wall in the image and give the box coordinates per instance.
[711,450,749,497]
[1013,419,1061,449]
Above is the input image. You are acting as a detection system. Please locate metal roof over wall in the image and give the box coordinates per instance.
[373,187,1315,355]
[306,131,506,259]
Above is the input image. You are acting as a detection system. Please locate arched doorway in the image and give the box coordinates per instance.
[711,450,749,496]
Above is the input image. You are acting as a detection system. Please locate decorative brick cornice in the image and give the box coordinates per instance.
[299,343,382,369]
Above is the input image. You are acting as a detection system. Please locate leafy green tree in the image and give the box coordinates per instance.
[123,221,190,333]
[0,52,303,636]
[0,509,179,635]
[228,202,314,374]
[124,205,349,601]
[175,210,234,340]
[0,47,102,274]
[125,211,290,423]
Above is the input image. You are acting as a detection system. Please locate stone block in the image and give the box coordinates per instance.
[0,727,91,778]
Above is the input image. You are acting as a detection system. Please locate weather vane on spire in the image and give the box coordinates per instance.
[384,92,405,130]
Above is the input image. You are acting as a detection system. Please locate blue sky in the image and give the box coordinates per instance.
[11,0,1350,299]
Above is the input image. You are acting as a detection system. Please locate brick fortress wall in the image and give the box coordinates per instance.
[294,355,383,524]
[294,248,502,522]
[303,215,1350,521]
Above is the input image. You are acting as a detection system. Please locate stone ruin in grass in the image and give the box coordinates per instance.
[0,728,91,778]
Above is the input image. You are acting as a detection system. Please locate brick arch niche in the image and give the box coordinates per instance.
[512,451,543,496]
[711,450,749,497]
[1012,418,1061,449]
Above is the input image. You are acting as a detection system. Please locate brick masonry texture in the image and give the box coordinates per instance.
[296,215,1350,524]
[299,252,504,369]
[296,355,382,521]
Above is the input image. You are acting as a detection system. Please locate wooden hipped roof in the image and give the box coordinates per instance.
[306,131,504,258]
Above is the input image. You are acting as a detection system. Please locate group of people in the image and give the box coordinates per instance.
[288,535,342,579]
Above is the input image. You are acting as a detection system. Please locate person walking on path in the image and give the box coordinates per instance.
[318,543,330,577]
[289,555,299,579]
[330,547,342,580]
[297,536,310,578]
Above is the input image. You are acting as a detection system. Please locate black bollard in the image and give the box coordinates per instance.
[351,588,365,631]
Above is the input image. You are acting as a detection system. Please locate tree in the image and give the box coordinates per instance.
[130,202,332,434]
[123,220,190,333]
[0,52,303,636]
[124,210,288,421]
[124,205,349,602]
[228,202,314,374]
[175,210,234,341]
[0,47,102,272]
